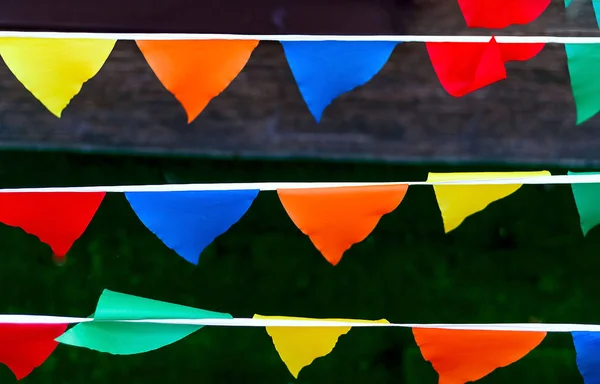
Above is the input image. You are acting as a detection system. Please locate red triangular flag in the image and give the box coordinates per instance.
[413,328,546,384]
[0,323,68,379]
[0,192,106,256]
[457,0,550,28]
[427,38,544,97]
[277,185,408,265]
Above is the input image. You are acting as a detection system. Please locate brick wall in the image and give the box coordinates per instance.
[0,0,599,166]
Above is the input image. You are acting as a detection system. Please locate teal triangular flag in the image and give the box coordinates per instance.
[565,0,600,124]
[569,171,600,235]
[56,290,231,354]
[565,44,600,124]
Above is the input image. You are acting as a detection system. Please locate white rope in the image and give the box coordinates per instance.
[0,32,597,43]
[1,315,599,332]
[1,174,600,192]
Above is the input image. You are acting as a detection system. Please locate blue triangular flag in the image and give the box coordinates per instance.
[573,332,600,384]
[125,190,259,264]
[281,41,397,122]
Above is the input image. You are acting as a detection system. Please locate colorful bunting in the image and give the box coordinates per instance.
[0,192,105,257]
[428,171,550,233]
[137,40,258,123]
[254,315,388,378]
[0,36,588,126]
[572,332,600,384]
[565,44,600,124]
[277,185,408,265]
[281,41,397,122]
[426,38,545,97]
[56,290,232,354]
[0,38,115,117]
[457,0,550,28]
[569,171,600,235]
[413,328,546,384]
[0,287,595,383]
[0,323,68,380]
[0,34,593,127]
[125,190,259,265]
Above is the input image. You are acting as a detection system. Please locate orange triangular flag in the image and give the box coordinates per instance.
[413,328,546,384]
[136,40,259,123]
[277,185,408,265]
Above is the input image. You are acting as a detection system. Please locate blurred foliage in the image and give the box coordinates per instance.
[0,150,594,383]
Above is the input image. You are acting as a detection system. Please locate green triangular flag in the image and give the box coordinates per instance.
[56,290,231,354]
[569,171,600,235]
[565,0,600,124]
[565,44,600,124]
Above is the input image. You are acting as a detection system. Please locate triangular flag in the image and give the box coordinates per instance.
[125,190,259,265]
[457,0,550,28]
[57,289,232,354]
[0,38,115,117]
[413,328,546,384]
[0,192,106,257]
[572,332,600,384]
[254,315,388,378]
[564,0,600,124]
[137,40,258,123]
[568,171,600,235]
[0,323,68,380]
[277,185,408,265]
[427,38,545,97]
[428,171,550,233]
[565,44,600,124]
[281,41,397,122]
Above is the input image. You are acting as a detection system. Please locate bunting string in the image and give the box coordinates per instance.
[0,33,585,122]
[3,171,600,266]
[0,290,593,382]
[1,33,600,43]
[6,172,600,192]
[1,0,599,123]
[2,314,600,332]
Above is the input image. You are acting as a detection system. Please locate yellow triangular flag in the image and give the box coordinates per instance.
[0,38,116,117]
[254,315,389,378]
[428,171,550,233]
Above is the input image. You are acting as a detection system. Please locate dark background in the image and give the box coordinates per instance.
[0,151,594,383]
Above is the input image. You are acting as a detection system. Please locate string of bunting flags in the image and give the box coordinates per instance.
[1,288,600,383]
[2,0,600,124]
[3,2,600,383]
[2,171,600,266]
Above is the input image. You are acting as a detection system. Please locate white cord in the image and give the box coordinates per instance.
[0,32,596,43]
[0,174,600,193]
[1,315,599,332]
